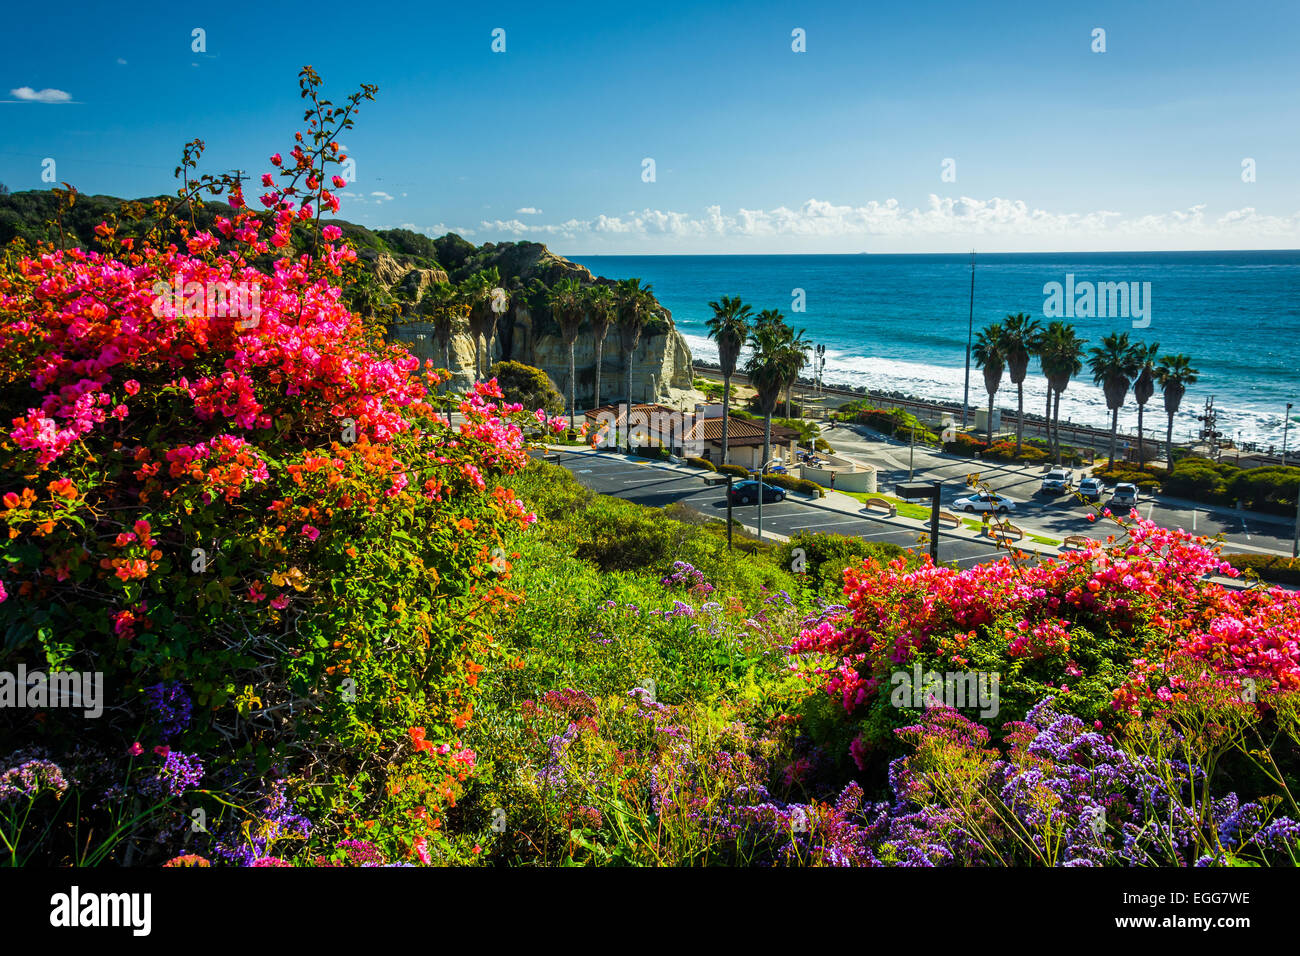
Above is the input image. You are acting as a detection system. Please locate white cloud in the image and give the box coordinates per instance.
[515,207,542,215]
[475,195,1300,251]
[116,58,128,66]
[8,86,72,104]
[370,191,394,203]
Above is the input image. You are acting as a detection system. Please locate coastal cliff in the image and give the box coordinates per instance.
[382,237,695,401]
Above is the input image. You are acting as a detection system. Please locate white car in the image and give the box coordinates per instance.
[1077,477,1107,501]
[1040,468,1072,495]
[1110,483,1140,509]
[952,492,1017,515]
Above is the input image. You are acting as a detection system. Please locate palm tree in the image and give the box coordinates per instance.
[972,322,1007,441]
[1154,354,1199,467]
[1000,313,1043,455]
[549,277,586,430]
[462,269,500,381]
[585,284,615,409]
[418,281,466,391]
[615,278,655,451]
[1131,342,1159,465]
[1038,321,1085,465]
[483,282,508,377]
[781,325,811,420]
[745,311,790,473]
[705,296,754,465]
[1087,331,1143,468]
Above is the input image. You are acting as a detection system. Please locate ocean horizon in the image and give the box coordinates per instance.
[570,250,1300,449]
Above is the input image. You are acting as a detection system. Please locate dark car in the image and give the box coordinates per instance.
[728,480,786,505]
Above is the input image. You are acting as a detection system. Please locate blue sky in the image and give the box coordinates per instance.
[2,0,1297,253]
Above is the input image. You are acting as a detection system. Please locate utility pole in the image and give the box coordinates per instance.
[962,250,975,429]
[1197,396,1221,461]
[909,425,916,481]
[1283,401,1293,463]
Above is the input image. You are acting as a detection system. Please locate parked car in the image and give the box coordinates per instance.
[952,492,1017,514]
[1110,483,1140,509]
[1077,476,1107,502]
[729,480,786,505]
[1039,468,1073,495]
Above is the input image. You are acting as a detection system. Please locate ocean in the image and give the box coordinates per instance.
[569,251,1300,449]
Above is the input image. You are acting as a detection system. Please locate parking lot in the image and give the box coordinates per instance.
[551,450,1026,570]
[824,424,1296,554]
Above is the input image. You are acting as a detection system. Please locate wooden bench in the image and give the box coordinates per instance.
[988,523,1024,543]
[862,497,898,518]
[1062,534,1095,550]
[936,511,961,529]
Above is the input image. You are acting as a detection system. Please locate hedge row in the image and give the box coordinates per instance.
[1222,552,1300,585]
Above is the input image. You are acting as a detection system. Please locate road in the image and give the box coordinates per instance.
[822,423,1296,555]
[549,449,1022,570]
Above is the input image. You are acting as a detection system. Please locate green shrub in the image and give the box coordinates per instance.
[717,463,751,480]
[983,441,1049,463]
[1161,458,1238,503]
[1222,553,1300,585]
[814,438,834,453]
[685,456,716,471]
[850,406,939,444]
[1228,466,1300,516]
[487,360,565,415]
[778,530,909,595]
[943,433,988,456]
[765,474,825,498]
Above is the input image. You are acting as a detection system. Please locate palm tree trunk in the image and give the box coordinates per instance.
[1016,383,1025,456]
[785,383,792,421]
[568,342,577,432]
[1045,389,1053,458]
[1109,409,1119,468]
[443,340,451,394]
[1166,413,1175,468]
[1053,391,1062,465]
[721,373,732,465]
[987,393,995,442]
[594,340,603,409]
[473,335,481,383]
[1136,403,1146,465]
[625,350,634,454]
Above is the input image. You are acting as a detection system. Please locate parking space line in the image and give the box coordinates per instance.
[775,516,872,531]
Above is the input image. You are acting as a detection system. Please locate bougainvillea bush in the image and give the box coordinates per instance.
[0,69,562,865]
[464,466,1299,866]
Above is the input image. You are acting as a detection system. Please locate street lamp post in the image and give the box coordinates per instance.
[962,251,975,429]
